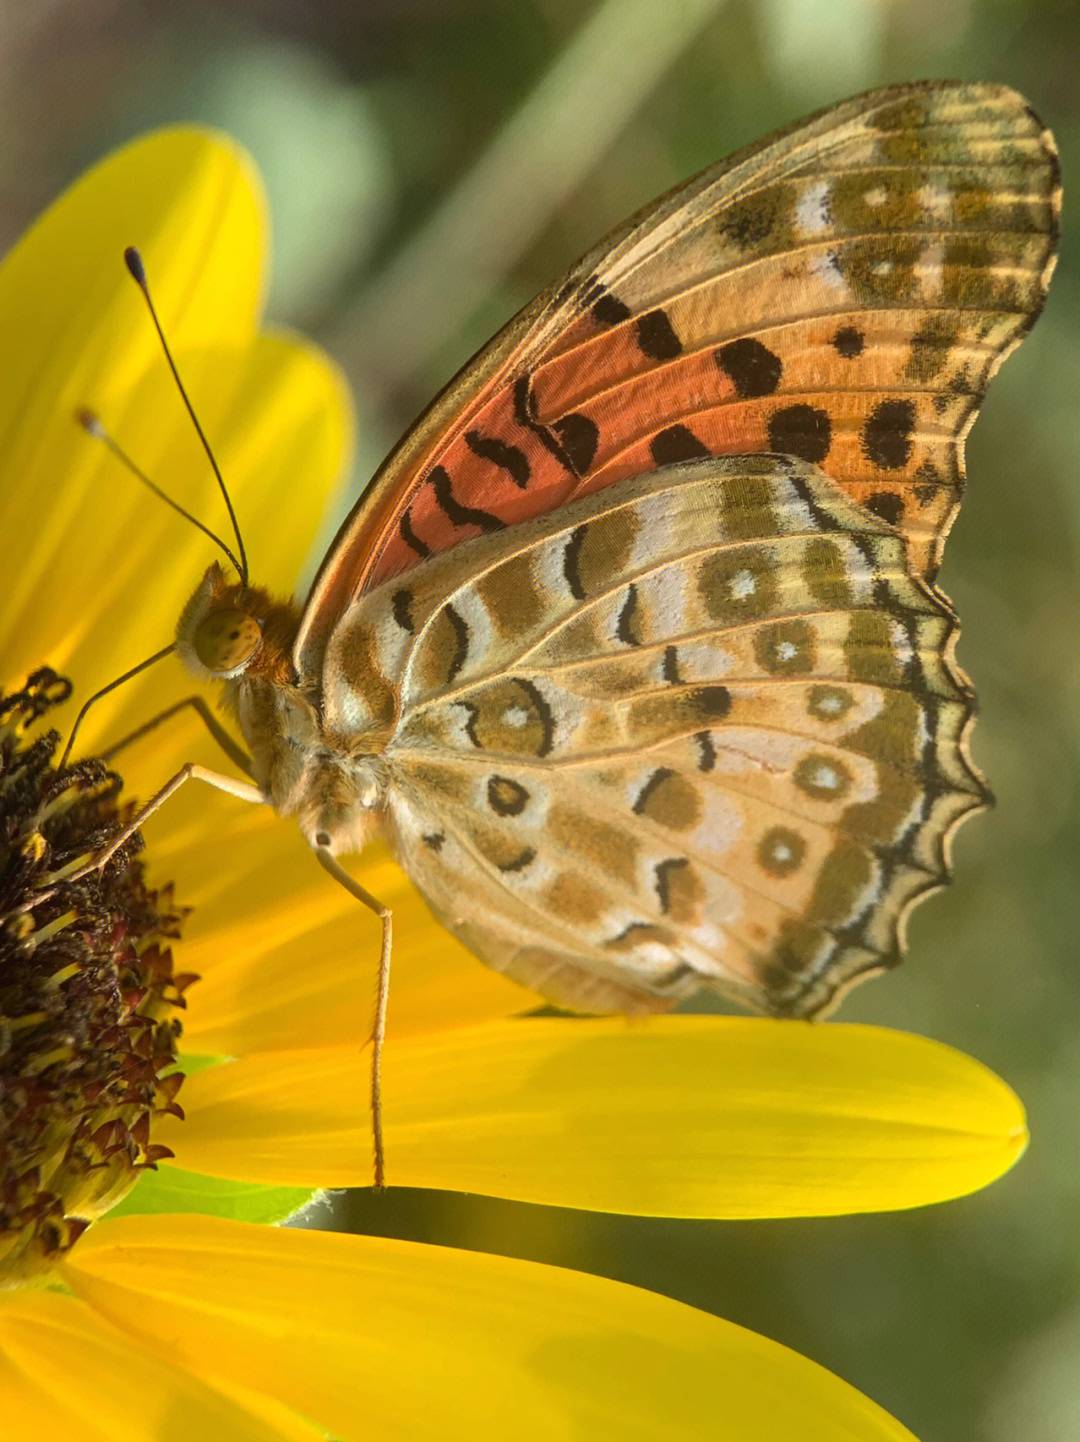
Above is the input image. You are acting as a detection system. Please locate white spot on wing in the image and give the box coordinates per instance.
[889,619,914,666]
[809,250,847,295]
[730,568,756,599]
[811,762,841,791]
[679,640,736,680]
[916,182,951,219]
[919,240,944,299]
[838,535,875,601]
[796,179,832,235]
[635,561,690,640]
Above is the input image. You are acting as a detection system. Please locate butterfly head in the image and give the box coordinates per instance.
[175,563,262,680]
[175,562,299,687]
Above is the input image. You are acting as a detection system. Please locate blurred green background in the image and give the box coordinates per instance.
[2,2,1077,1438]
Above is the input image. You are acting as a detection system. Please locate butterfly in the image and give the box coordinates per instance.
[90,81,1059,1176]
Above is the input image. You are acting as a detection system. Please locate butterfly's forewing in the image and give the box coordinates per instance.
[321,456,984,1016]
[295,80,1059,682]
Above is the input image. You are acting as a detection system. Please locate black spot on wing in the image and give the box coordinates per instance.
[443,605,470,684]
[462,702,481,748]
[497,845,536,874]
[695,731,717,772]
[636,309,682,360]
[578,273,607,309]
[591,288,632,325]
[650,425,710,466]
[715,338,782,398]
[654,856,689,914]
[912,460,940,506]
[633,766,677,816]
[422,832,445,852]
[863,399,916,470]
[464,429,531,488]
[513,375,598,478]
[551,413,599,475]
[697,685,731,719]
[400,509,431,558]
[511,375,534,425]
[767,404,832,464]
[865,491,905,525]
[784,464,843,532]
[553,276,578,307]
[431,466,505,533]
[391,589,415,633]
[562,525,587,601]
[832,325,865,358]
[663,645,681,683]
[487,775,530,816]
[515,678,556,758]
[616,584,641,646]
[606,920,667,949]
[658,960,697,990]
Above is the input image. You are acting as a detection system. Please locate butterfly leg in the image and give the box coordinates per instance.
[314,847,392,1191]
[40,763,267,893]
[100,694,254,775]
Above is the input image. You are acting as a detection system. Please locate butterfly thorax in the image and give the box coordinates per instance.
[176,562,388,855]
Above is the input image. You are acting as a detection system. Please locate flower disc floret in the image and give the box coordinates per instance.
[1,671,190,1287]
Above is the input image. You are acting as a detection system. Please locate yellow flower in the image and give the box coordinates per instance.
[0,127,1025,1439]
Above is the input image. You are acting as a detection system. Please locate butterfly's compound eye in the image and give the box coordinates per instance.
[193,608,262,673]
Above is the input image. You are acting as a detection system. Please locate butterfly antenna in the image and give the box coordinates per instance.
[59,642,176,769]
[123,246,249,586]
[76,408,245,578]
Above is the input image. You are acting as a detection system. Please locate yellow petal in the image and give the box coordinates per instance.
[1,129,265,653]
[0,126,353,761]
[0,1288,321,1442]
[160,1016,1026,1215]
[62,1213,917,1442]
[161,818,528,1055]
[3,324,351,747]
[0,128,266,442]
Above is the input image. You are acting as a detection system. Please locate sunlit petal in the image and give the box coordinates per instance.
[0,1288,321,1442]
[1,129,264,660]
[2,325,350,751]
[62,1213,917,1442]
[157,815,527,1054]
[161,1017,1026,1214]
[0,127,352,780]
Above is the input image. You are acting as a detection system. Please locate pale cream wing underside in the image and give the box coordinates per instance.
[320,456,985,1017]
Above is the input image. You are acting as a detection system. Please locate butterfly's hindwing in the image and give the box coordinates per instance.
[322,456,985,1015]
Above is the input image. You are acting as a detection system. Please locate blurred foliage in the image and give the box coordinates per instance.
[2,2,1078,1439]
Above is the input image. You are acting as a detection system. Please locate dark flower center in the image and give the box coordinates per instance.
[1,669,191,1287]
